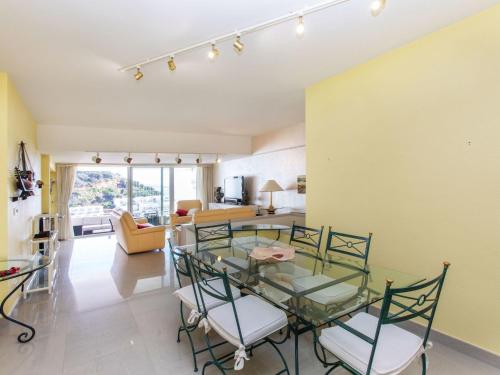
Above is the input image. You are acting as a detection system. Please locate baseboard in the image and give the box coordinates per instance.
[367,307,500,368]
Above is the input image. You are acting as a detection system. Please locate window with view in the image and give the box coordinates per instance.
[70,165,198,236]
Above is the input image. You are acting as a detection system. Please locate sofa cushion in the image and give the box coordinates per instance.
[137,223,153,229]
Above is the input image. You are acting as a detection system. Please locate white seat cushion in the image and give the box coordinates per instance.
[262,263,313,281]
[174,278,241,311]
[292,274,358,305]
[208,295,288,347]
[319,313,424,375]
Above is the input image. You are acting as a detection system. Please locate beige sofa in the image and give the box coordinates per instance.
[192,206,256,224]
[110,209,166,254]
[169,200,203,225]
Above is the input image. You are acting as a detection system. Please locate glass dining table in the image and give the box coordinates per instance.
[0,253,53,343]
[176,235,425,375]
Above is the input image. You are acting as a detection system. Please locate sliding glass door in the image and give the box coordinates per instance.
[131,168,163,224]
[71,165,198,233]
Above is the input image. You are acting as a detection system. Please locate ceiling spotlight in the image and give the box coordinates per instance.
[233,35,244,53]
[215,154,222,164]
[155,153,161,164]
[296,16,305,36]
[92,152,102,164]
[124,153,133,164]
[196,154,202,164]
[175,154,182,164]
[371,0,386,16]
[208,43,220,60]
[167,56,176,71]
[134,67,143,80]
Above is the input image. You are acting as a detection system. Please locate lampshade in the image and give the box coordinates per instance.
[259,180,283,192]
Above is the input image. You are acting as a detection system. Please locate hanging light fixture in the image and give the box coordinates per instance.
[175,154,182,164]
[371,0,386,16]
[208,43,220,60]
[233,35,244,53]
[167,56,176,71]
[124,153,133,164]
[196,154,202,164]
[155,153,161,164]
[215,154,222,163]
[92,152,102,164]
[296,15,305,36]
[134,67,143,80]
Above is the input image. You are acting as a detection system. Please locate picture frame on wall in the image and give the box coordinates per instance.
[297,175,306,194]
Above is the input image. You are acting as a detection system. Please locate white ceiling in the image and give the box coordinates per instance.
[0,0,497,136]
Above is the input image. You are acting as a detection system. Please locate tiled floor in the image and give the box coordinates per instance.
[0,235,498,374]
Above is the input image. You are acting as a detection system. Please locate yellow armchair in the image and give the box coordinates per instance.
[170,199,202,225]
[111,209,166,254]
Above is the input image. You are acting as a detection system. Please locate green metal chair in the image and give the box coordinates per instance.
[291,228,372,314]
[169,239,240,372]
[324,228,373,272]
[189,255,290,374]
[194,221,233,252]
[313,261,451,375]
[195,221,250,273]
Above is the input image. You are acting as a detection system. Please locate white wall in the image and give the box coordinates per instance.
[214,124,306,211]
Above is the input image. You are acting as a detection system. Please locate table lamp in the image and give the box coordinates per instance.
[259,179,283,215]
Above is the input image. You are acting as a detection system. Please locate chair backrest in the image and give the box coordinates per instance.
[325,228,372,271]
[168,239,196,288]
[366,262,451,373]
[190,255,246,346]
[194,221,233,251]
[289,223,324,255]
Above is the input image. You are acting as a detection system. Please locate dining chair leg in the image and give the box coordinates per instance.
[177,301,199,372]
[294,331,300,375]
[421,353,427,375]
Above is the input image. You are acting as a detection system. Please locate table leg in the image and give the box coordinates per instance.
[0,272,36,343]
[294,329,300,375]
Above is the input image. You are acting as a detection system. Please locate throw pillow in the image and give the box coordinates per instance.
[137,223,153,229]
[187,208,199,216]
[176,208,188,217]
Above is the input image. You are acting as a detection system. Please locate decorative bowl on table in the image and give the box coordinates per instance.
[250,247,295,262]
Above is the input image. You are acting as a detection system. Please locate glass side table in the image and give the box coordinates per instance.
[0,254,52,343]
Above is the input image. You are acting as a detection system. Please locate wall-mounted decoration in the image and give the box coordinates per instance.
[297,175,306,194]
[12,141,42,201]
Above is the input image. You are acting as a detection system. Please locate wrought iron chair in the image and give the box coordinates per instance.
[277,223,325,278]
[291,228,373,321]
[324,228,372,272]
[195,221,249,273]
[169,239,241,372]
[190,255,290,374]
[314,262,451,375]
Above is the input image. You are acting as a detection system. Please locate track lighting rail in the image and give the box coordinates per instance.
[119,0,353,72]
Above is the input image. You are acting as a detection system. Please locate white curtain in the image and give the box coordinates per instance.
[197,165,214,211]
[56,164,76,240]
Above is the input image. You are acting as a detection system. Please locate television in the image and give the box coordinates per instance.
[224,176,244,203]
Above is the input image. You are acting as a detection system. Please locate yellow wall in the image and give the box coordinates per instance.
[306,5,500,354]
[0,74,8,258]
[0,73,41,312]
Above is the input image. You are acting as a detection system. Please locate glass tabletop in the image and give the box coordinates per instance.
[177,236,425,326]
[231,224,291,231]
[0,253,52,282]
